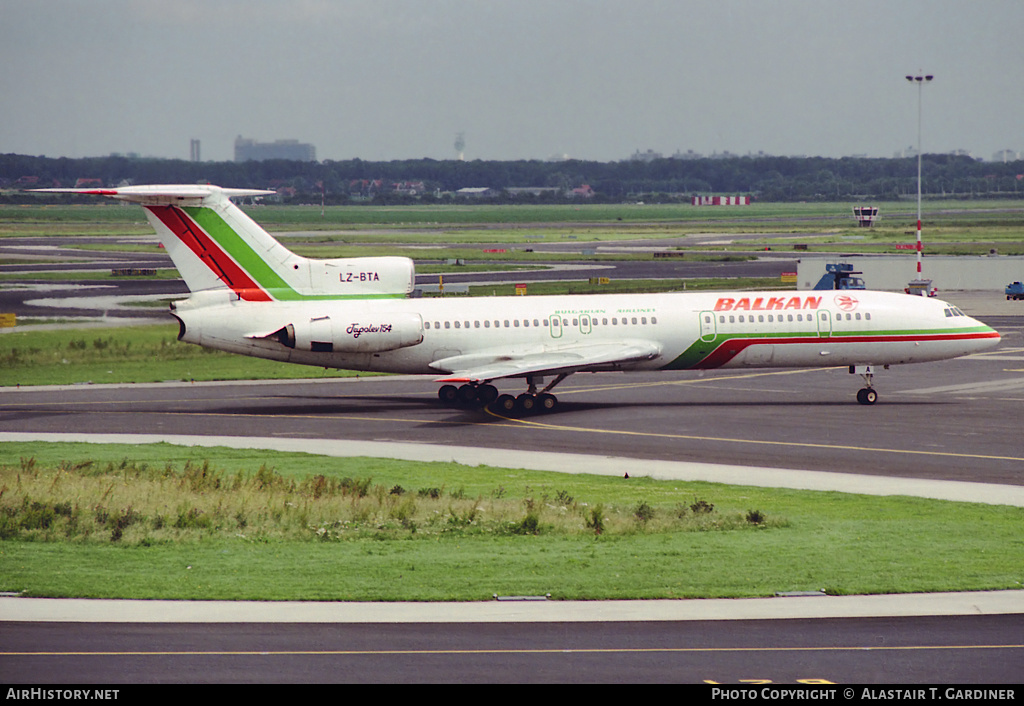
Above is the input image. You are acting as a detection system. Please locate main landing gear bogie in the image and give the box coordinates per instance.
[438,375,567,415]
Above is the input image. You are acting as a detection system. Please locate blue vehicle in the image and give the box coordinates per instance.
[812,263,866,291]
[1006,281,1024,301]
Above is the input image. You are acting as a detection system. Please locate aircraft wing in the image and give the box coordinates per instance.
[431,339,662,383]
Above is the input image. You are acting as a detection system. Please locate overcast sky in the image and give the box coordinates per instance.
[2,0,1021,163]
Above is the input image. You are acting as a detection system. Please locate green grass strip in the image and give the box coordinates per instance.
[0,442,1021,601]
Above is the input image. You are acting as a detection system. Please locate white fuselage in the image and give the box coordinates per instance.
[172,288,1000,379]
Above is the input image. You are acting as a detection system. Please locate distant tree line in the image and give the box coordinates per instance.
[2,152,1022,204]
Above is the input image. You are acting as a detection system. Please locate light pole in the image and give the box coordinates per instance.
[906,73,933,291]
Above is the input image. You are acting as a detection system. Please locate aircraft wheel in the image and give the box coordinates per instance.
[536,393,558,412]
[477,384,499,406]
[516,393,537,414]
[438,385,459,405]
[856,388,877,405]
[457,384,479,405]
[492,394,517,413]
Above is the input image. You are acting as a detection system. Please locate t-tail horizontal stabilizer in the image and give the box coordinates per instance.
[32,184,276,204]
[32,184,417,301]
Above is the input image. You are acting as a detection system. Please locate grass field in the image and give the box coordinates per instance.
[4,199,1022,235]
[1,442,1021,601]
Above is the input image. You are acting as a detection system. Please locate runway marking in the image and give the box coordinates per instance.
[975,346,1024,355]
[563,368,833,395]
[489,399,1024,464]
[901,376,1024,395]
[4,644,1021,658]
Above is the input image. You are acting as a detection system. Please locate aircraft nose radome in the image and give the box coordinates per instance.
[971,318,1001,348]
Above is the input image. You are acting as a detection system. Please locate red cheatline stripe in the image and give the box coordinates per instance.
[147,205,272,301]
[694,331,999,370]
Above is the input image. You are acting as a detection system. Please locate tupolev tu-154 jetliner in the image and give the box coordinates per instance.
[36,184,1001,413]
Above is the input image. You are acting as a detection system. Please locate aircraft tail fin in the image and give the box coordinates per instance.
[33,185,415,301]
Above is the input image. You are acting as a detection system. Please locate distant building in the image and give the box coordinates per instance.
[630,149,663,162]
[455,187,495,198]
[392,181,426,195]
[672,149,703,160]
[692,195,750,206]
[993,149,1021,162]
[234,136,316,162]
[349,179,384,197]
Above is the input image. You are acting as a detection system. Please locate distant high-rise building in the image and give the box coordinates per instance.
[190,139,201,162]
[234,136,316,162]
[992,149,1021,162]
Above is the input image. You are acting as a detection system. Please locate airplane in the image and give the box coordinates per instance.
[34,184,1001,412]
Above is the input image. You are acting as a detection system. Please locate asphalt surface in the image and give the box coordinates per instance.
[2,609,1021,683]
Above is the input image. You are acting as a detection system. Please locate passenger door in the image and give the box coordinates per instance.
[699,311,717,343]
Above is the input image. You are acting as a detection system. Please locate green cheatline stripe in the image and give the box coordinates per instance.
[183,207,405,302]
[183,206,292,295]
